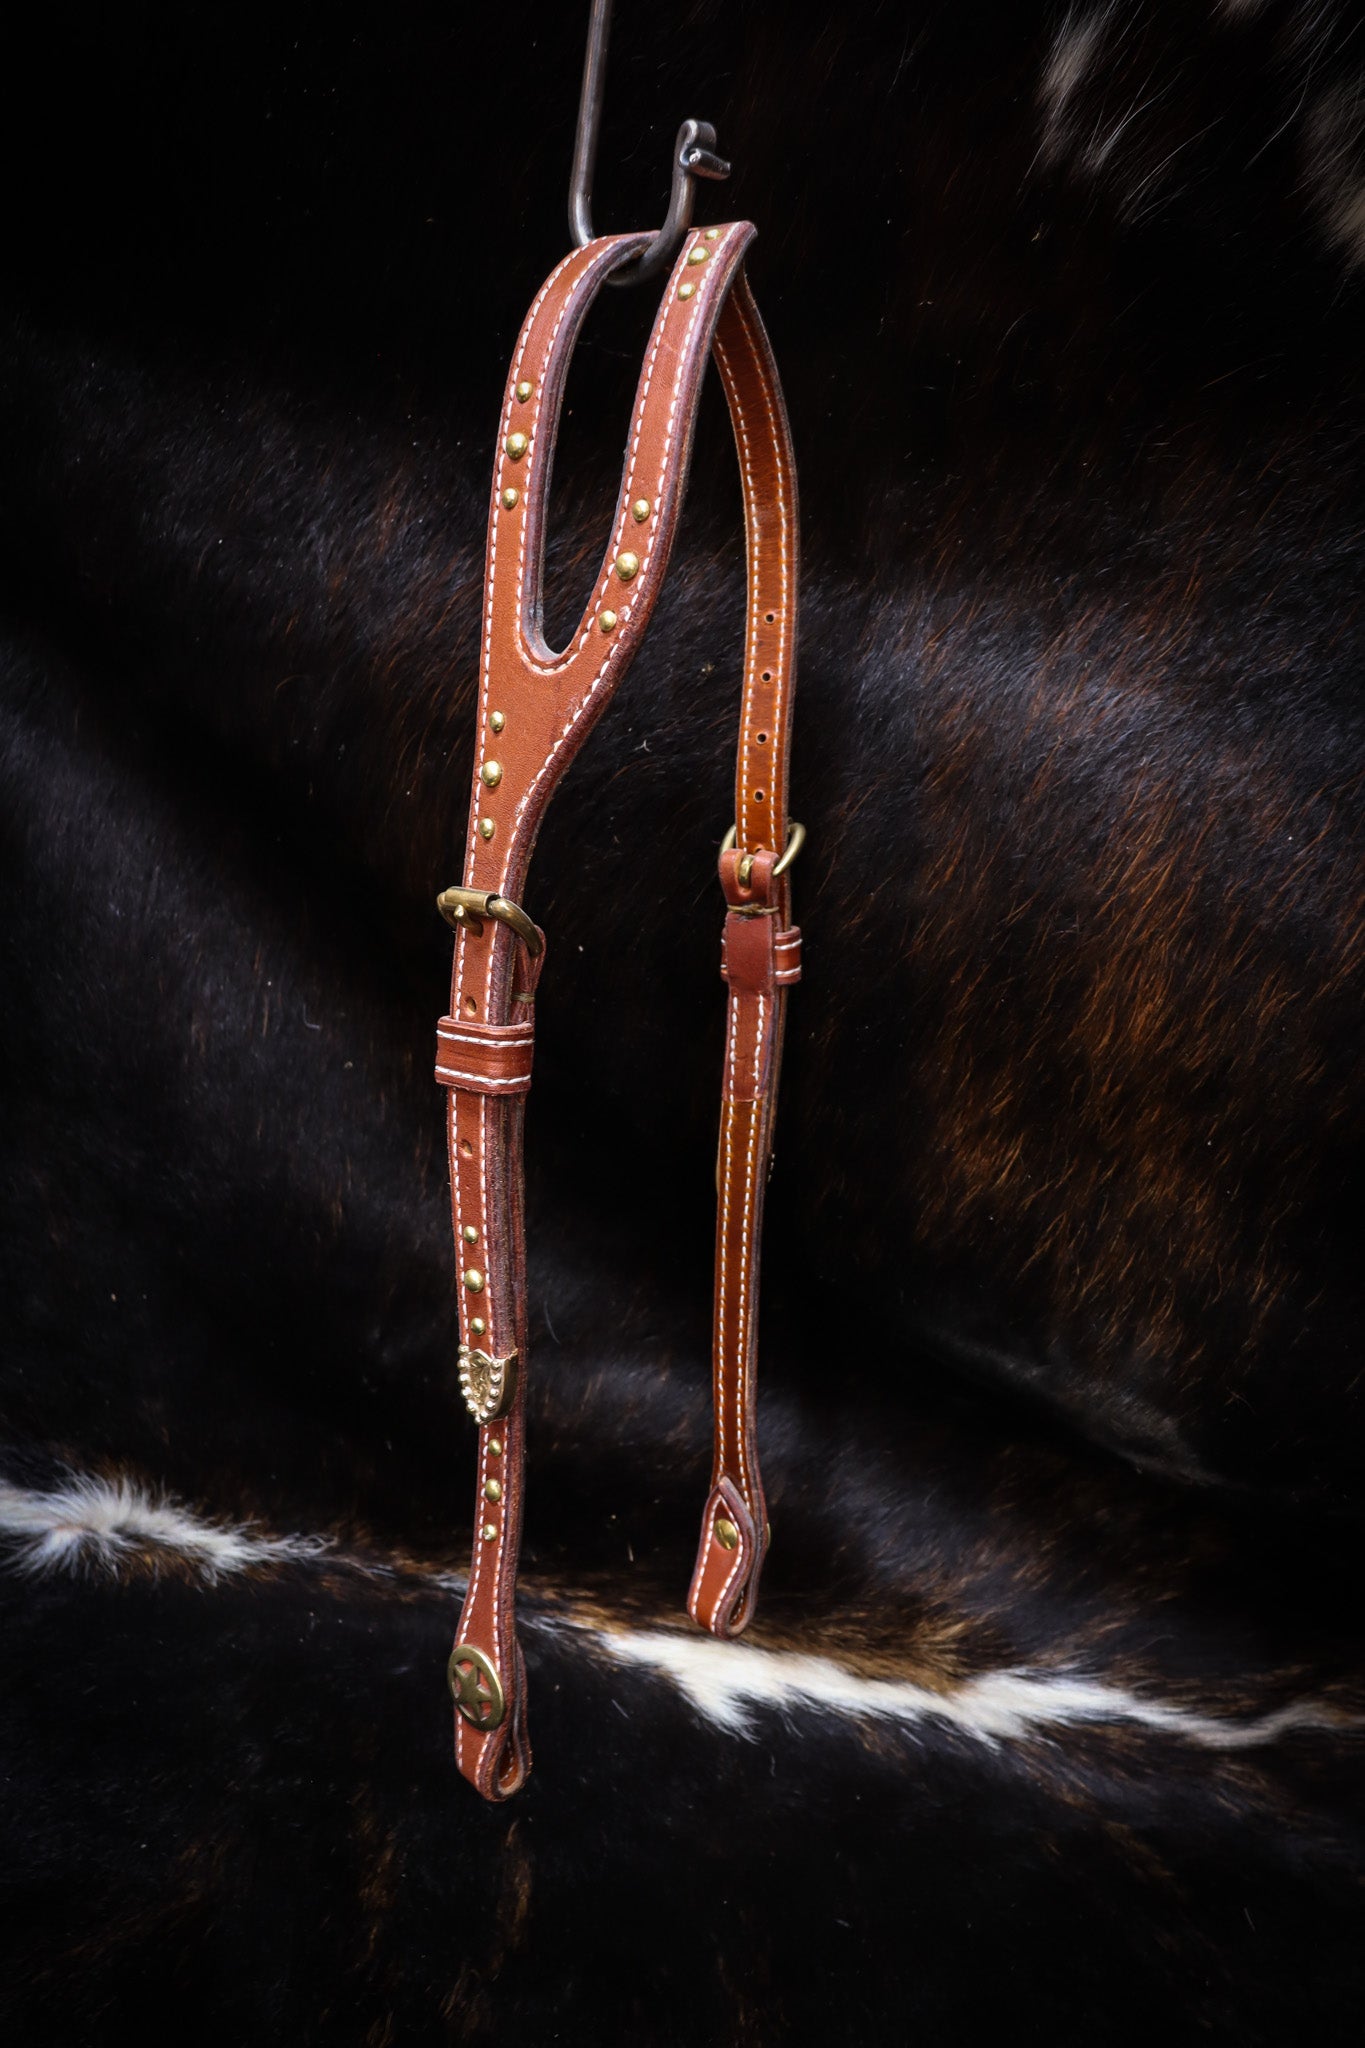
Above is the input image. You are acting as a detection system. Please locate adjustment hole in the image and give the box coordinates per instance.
[460,1139,474,1158]
[761,670,772,682]
[764,611,775,623]
[757,732,769,744]
[463,996,477,1015]
[753,789,766,802]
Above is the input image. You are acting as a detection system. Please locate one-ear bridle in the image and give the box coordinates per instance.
[435,221,800,1799]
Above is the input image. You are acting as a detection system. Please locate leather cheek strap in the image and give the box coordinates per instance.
[689,847,799,1637]
[438,223,800,1796]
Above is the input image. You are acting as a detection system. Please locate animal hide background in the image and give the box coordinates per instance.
[2,1,1363,2041]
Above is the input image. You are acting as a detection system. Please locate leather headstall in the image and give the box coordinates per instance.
[435,222,800,1799]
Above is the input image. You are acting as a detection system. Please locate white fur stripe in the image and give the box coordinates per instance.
[0,1471,330,1578]
[1,1469,1356,1755]
[594,1628,1356,1751]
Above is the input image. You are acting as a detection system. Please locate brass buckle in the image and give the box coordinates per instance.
[720,819,805,889]
[437,886,544,957]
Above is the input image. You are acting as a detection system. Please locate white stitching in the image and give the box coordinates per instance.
[463,244,585,881]
[732,996,764,1501]
[462,239,622,1024]
[437,1026,534,1047]
[435,1067,531,1091]
[452,1088,472,1772]
[715,990,740,1478]
[713,285,792,850]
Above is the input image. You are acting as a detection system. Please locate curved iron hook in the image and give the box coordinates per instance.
[569,0,730,287]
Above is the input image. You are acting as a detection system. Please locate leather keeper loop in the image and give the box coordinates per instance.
[721,919,803,991]
[435,1017,535,1095]
[720,845,778,909]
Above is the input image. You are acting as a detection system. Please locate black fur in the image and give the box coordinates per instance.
[2,2,1363,2040]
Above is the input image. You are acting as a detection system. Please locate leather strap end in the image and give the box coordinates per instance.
[460,1642,532,1802]
[687,1478,766,1638]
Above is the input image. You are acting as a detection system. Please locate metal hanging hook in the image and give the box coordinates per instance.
[569,0,731,287]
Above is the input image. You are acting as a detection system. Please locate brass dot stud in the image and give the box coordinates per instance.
[480,760,503,788]
[489,1438,502,1457]
[705,227,721,242]
[678,282,695,300]
[482,1522,497,1541]
[471,1316,486,1336]
[501,487,520,510]
[505,431,528,461]
[615,551,639,582]
[687,245,708,264]
[715,1517,739,1550]
[462,1225,478,1245]
[599,609,618,633]
[632,498,651,522]
[478,818,495,841]
[463,1268,485,1293]
[484,1478,503,1504]
[489,710,505,733]
[514,380,533,402]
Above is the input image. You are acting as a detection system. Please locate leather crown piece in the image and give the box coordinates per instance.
[434,222,800,1799]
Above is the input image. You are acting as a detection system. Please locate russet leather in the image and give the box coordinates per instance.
[436,222,799,1798]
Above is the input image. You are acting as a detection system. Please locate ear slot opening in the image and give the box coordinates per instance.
[522,250,662,660]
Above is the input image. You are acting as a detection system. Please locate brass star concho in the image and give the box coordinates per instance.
[448,1643,506,1730]
[458,1343,518,1425]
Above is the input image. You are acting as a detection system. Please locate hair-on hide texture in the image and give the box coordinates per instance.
[2,1,1364,2041]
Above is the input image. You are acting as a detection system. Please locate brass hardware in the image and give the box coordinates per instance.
[471,1316,486,1336]
[449,1643,506,1730]
[631,498,651,522]
[720,818,806,881]
[489,1438,502,1456]
[480,760,503,788]
[705,227,721,241]
[482,1522,497,1541]
[738,853,755,886]
[459,1343,518,1424]
[463,1225,479,1245]
[484,1477,503,1503]
[715,1517,739,1550]
[478,818,496,841]
[490,710,505,733]
[505,431,528,460]
[515,379,533,402]
[615,551,639,582]
[678,282,695,300]
[687,245,708,264]
[773,820,807,878]
[501,487,520,510]
[463,1268,485,1292]
[599,609,618,632]
[437,886,544,957]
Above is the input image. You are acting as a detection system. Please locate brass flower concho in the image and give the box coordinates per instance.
[458,1343,518,1425]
